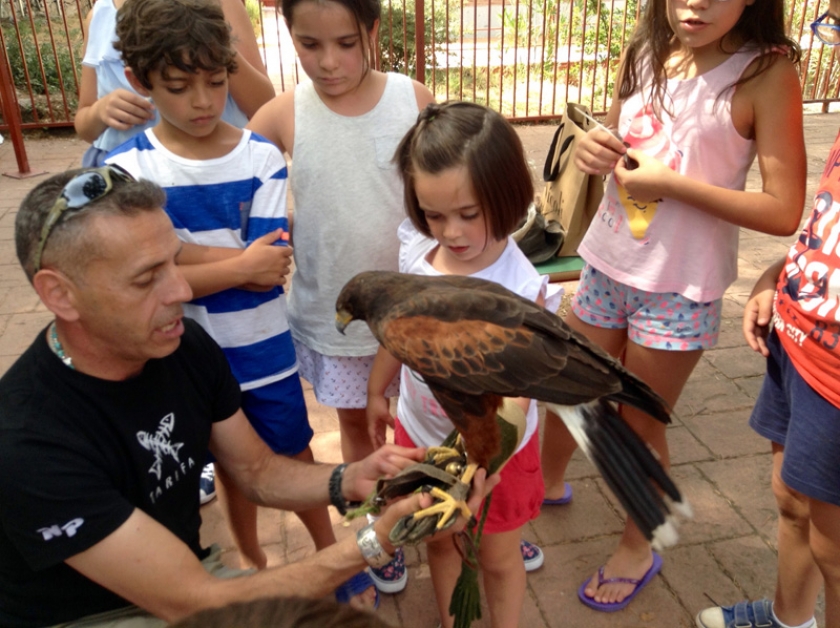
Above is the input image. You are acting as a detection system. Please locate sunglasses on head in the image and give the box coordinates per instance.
[812,12,840,45]
[33,165,135,273]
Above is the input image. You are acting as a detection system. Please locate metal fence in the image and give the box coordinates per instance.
[1,0,839,132]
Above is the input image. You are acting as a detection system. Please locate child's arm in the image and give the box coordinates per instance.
[219,0,275,118]
[248,92,295,155]
[615,57,806,237]
[74,10,155,143]
[178,145,292,298]
[743,258,784,357]
[367,347,402,449]
[413,80,436,110]
[176,232,293,298]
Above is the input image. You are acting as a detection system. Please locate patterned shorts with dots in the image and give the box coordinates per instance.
[572,264,721,351]
[294,339,400,408]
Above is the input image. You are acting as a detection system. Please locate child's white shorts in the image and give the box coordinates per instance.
[294,339,400,409]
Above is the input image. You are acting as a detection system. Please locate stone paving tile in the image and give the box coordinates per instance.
[3,114,840,627]
[697,455,778,546]
[675,373,757,418]
[667,425,714,466]
[0,311,54,356]
[679,408,767,459]
[703,345,768,380]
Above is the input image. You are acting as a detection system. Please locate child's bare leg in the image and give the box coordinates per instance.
[771,443,823,625]
[542,311,627,499]
[583,341,701,605]
[337,407,374,462]
[214,462,267,570]
[809,498,840,626]
[541,411,578,499]
[427,535,464,628]
[291,446,339,550]
[479,529,526,628]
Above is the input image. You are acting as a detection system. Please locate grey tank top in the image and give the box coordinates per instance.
[287,73,420,355]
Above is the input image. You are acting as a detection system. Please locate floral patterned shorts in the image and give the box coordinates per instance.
[572,264,721,351]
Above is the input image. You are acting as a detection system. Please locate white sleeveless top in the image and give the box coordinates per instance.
[578,46,766,302]
[287,73,420,355]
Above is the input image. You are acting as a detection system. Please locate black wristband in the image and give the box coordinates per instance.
[329,463,351,515]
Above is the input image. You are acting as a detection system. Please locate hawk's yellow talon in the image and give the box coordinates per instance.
[411,462,479,530]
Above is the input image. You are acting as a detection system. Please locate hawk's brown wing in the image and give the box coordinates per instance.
[374,281,662,415]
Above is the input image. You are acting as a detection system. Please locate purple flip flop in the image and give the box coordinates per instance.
[542,482,573,505]
[577,552,662,612]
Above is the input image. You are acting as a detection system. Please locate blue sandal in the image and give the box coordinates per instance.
[335,571,379,609]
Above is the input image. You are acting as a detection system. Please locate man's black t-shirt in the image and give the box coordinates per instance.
[0,320,241,627]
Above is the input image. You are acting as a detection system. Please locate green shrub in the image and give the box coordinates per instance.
[3,19,82,101]
[378,0,457,78]
[245,0,262,38]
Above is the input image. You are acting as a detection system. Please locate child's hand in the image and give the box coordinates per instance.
[574,127,627,175]
[238,229,293,288]
[614,149,675,203]
[743,261,783,356]
[366,394,395,450]
[99,89,155,131]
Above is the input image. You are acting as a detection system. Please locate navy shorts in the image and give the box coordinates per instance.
[208,374,313,463]
[749,331,840,507]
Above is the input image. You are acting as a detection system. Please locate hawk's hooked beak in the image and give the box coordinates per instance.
[335,309,353,335]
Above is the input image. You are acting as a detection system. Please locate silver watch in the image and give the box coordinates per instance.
[356,522,394,569]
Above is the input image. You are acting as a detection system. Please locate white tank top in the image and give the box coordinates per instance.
[578,46,765,302]
[287,73,420,355]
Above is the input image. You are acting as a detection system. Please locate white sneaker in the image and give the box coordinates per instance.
[521,540,544,572]
[199,463,216,505]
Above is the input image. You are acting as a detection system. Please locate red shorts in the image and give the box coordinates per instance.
[394,419,545,534]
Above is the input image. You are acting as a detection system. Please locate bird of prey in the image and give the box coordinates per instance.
[336,270,691,550]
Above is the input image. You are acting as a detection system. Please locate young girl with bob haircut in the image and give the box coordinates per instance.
[540,0,807,612]
[367,101,561,628]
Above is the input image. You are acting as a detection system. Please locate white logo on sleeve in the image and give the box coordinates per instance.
[37,518,84,540]
[136,412,185,480]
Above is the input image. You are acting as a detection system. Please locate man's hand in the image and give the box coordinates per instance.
[342,444,426,502]
[371,467,500,555]
[237,230,292,288]
[744,259,784,356]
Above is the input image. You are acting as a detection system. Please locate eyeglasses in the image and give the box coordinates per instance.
[812,12,840,46]
[33,165,134,273]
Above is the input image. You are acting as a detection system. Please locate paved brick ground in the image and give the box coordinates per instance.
[1,114,838,627]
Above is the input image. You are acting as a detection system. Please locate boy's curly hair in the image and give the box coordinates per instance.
[115,0,238,90]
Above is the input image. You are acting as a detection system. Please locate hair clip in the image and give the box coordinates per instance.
[420,102,442,123]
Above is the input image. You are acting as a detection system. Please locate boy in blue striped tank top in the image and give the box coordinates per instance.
[105,0,377,608]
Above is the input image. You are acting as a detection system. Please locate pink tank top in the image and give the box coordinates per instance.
[578,46,765,302]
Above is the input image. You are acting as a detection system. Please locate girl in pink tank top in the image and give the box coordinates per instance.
[541,0,807,613]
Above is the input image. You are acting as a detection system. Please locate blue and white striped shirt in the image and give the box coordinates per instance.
[107,129,296,390]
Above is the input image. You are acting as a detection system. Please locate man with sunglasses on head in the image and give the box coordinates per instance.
[0,167,495,628]
[695,7,840,628]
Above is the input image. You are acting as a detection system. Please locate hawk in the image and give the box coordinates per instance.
[336,271,691,549]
